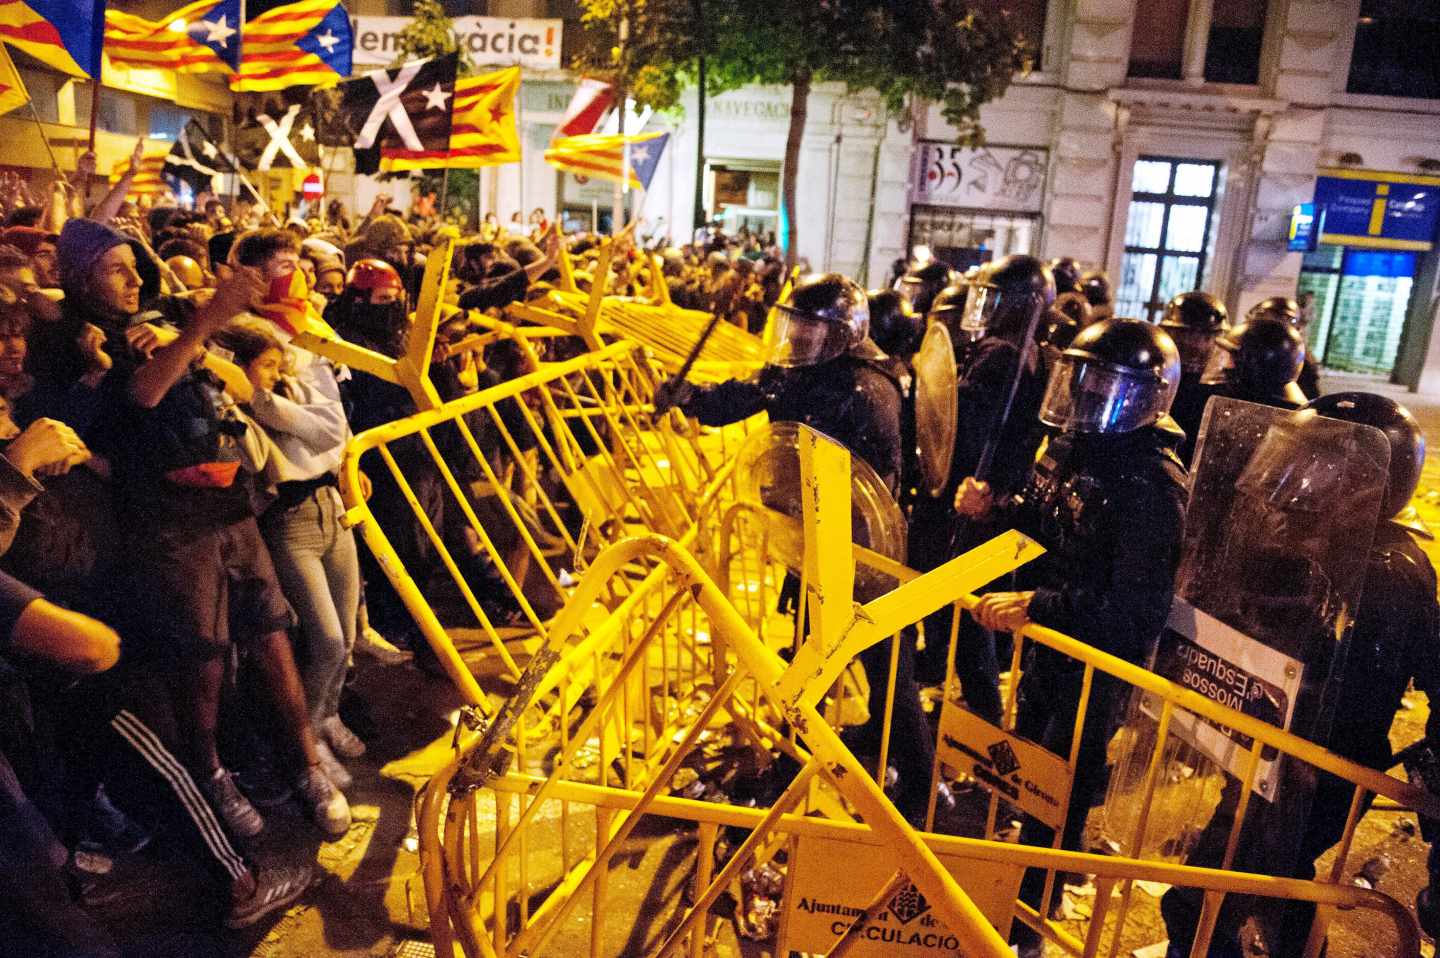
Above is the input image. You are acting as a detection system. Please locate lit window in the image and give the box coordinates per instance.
[1117,158,1222,322]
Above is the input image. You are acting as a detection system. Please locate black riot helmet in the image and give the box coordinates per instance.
[1040,318,1181,434]
[963,254,1055,341]
[1161,291,1229,376]
[1040,292,1092,350]
[1247,295,1302,327]
[1049,257,1083,296]
[1201,318,1305,401]
[926,282,972,343]
[893,261,955,316]
[1304,392,1425,520]
[866,288,922,359]
[769,272,869,368]
[1079,269,1113,308]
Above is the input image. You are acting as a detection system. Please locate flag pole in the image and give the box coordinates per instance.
[23,98,62,178]
[84,76,102,200]
[438,167,450,225]
[612,9,627,236]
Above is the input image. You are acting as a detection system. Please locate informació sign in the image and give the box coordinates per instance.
[1312,168,1440,252]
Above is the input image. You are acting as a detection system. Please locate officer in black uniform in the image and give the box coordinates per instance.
[1049,257,1083,297]
[869,288,922,503]
[894,260,956,317]
[1161,392,1438,957]
[655,274,933,818]
[956,319,1189,955]
[1079,269,1114,323]
[911,256,1055,721]
[1198,317,1307,413]
[1157,291,1226,462]
[1247,295,1320,399]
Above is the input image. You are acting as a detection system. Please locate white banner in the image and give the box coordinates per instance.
[351,16,563,72]
[912,142,1048,212]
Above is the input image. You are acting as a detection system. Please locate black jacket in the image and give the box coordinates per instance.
[681,354,904,493]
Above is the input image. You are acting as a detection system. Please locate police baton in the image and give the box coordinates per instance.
[653,311,725,415]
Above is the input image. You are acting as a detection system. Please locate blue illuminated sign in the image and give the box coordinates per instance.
[1287,202,1316,252]
[1313,170,1440,251]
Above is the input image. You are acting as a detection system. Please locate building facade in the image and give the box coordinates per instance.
[2,0,1438,389]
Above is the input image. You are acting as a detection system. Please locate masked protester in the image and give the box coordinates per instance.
[956,318,1188,956]
[656,274,936,818]
[1161,393,1436,958]
[1159,291,1229,462]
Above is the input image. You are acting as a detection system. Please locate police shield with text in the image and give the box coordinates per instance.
[1154,398,1395,957]
[957,318,1188,956]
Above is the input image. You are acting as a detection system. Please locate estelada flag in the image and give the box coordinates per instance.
[0,0,104,77]
[439,66,520,170]
[105,0,242,74]
[338,52,457,174]
[255,268,336,341]
[0,43,28,117]
[230,0,351,92]
[545,130,670,192]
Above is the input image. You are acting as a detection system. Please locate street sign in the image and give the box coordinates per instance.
[1313,169,1440,251]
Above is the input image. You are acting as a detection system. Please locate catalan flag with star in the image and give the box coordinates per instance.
[0,43,28,117]
[105,0,242,74]
[441,66,521,169]
[0,0,105,77]
[545,129,670,192]
[231,0,351,93]
[112,151,172,201]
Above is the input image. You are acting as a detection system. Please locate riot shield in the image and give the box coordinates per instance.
[913,321,959,498]
[1100,398,1390,950]
[736,421,907,595]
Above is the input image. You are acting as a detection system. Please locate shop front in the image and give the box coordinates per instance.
[1295,168,1440,378]
[906,141,1048,271]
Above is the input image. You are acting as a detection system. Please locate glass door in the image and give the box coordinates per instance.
[1117,157,1222,322]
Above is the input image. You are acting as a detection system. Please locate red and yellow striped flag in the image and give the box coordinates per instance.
[104,0,242,75]
[255,268,336,341]
[230,0,351,93]
[111,153,169,199]
[377,66,521,173]
[0,43,28,117]
[545,130,669,191]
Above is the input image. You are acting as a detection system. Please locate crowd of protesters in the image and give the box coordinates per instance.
[0,147,675,953]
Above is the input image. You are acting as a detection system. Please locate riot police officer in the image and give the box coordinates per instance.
[1049,256,1083,297]
[1161,392,1438,957]
[956,318,1188,955]
[656,274,933,818]
[911,256,1055,719]
[1079,269,1114,323]
[1199,317,1307,409]
[894,260,956,317]
[1159,291,1228,462]
[867,287,923,362]
[1248,295,1320,399]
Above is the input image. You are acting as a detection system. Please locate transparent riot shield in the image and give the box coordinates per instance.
[735,421,907,595]
[913,321,959,498]
[1101,397,1390,952]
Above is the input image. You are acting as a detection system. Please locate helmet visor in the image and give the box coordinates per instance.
[1199,339,1238,385]
[961,283,998,336]
[1040,355,1173,433]
[769,305,851,368]
[1165,326,1220,377]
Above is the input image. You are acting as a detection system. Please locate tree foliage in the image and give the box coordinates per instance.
[575,0,1030,262]
[393,0,475,77]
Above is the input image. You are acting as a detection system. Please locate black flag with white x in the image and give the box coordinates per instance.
[336,51,458,174]
[233,92,321,172]
[164,119,237,195]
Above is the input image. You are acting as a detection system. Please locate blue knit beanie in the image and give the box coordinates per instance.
[57,218,131,298]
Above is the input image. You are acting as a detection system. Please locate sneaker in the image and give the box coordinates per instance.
[80,784,152,855]
[353,625,413,665]
[321,715,366,759]
[313,739,353,790]
[225,862,316,929]
[296,765,350,839]
[201,767,264,839]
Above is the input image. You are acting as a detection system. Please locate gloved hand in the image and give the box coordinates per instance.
[652,377,695,416]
